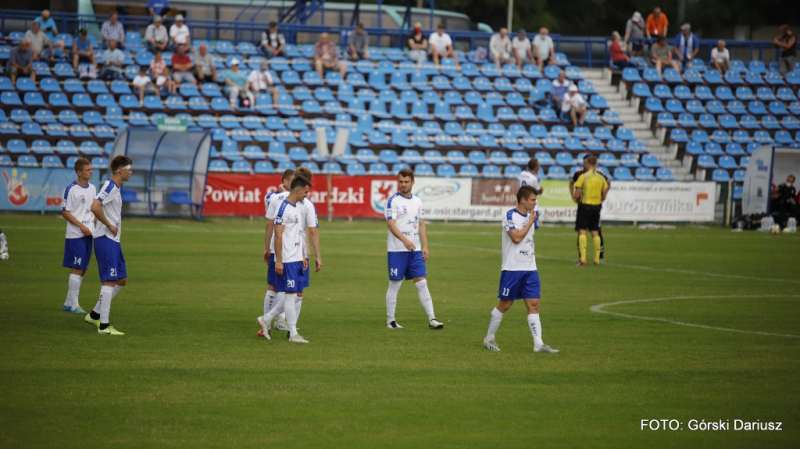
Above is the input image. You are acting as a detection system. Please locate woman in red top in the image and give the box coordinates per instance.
[610,31,631,69]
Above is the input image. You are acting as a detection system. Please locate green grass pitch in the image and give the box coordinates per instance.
[0,214,798,448]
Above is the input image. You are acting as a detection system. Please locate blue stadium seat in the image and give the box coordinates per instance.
[21,123,43,136]
[715,86,734,101]
[64,79,85,93]
[230,160,251,173]
[436,164,457,178]
[747,101,767,115]
[673,85,693,100]
[17,155,38,167]
[620,153,640,167]
[635,167,656,181]
[769,101,788,115]
[656,168,676,181]
[481,164,502,178]
[696,155,718,169]
[613,167,634,180]
[546,166,569,180]
[252,161,273,173]
[346,162,367,176]
[1,91,22,106]
[41,155,64,168]
[733,169,746,182]
[711,169,731,182]
[641,154,661,168]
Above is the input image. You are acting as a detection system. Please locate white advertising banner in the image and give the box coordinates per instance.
[602,182,716,221]
[742,145,773,215]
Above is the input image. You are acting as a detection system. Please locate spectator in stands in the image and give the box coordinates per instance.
[623,12,648,57]
[773,25,797,76]
[711,40,730,74]
[150,50,175,95]
[100,40,125,80]
[646,6,669,38]
[33,9,65,54]
[533,27,556,72]
[25,21,54,64]
[170,14,191,51]
[489,27,513,69]
[72,28,97,72]
[313,32,347,78]
[171,43,196,86]
[260,21,285,58]
[776,175,798,227]
[6,39,35,85]
[550,69,571,114]
[429,24,460,70]
[225,58,254,111]
[651,35,679,75]
[407,22,428,68]
[101,13,125,49]
[195,43,218,83]
[133,65,159,105]
[349,23,370,61]
[610,31,631,69]
[248,60,279,107]
[512,29,533,70]
[673,24,699,69]
[148,0,171,21]
[146,16,169,53]
[561,84,586,127]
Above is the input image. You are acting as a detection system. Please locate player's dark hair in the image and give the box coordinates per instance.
[517,185,537,203]
[295,166,313,181]
[111,155,132,173]
[291,176,312,191]
[398,168,415,180]
[586,155,598,166]
[527,158,539,171]
[74,157,91,173]
[282,169,295,182]
[583,153,594,160]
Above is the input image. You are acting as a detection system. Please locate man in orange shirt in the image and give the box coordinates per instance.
[646,6,669,38]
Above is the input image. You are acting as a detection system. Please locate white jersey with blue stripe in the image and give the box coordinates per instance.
[62,180,97,239]
[274,199,304,263]
[501,208,537,272]
[517,170,542,190]
[93,179,122,242]
[385,192,423,252]
[299,198,318,256]
[264,190,287,218]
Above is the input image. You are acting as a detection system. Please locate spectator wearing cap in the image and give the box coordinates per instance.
[489,27,513,69]
[349,23,370,61]
[260,21,285,58]
[533,27,556,72]
[407,22,428,68]
[148,0,171,20]
[225,58,254,111]
[150,50,175,95]
[673,23,698,68]
[313,32,347,77]
[711,40,730,74]
[624,11,648,57]
[24,21,54,63]
[6,39,34,85]
[100,40,125,80]
[610,31,631,69]
[646,6,669,38]
[248,60,279,107]
[195,43,218,83]
[33,9,66,54]
[171,43,196,85]
[132,66,159,105]
[145,15,169,53]
[512,29,533,70]
[651,35,680,75]
[72,28,96,72]
[170,14,191,51]
[561,84,586,127]
[101,13,125,49]
[429,24,460,70]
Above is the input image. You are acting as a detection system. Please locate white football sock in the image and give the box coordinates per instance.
[527,313,544,348]
[295,295,303,319]
[415,279,436,320]
[264,292,285,320]
[264,290,276,315]
[486,307,504,341]
[112,284,123,299]
[98,286,114,324]
[386,280,402,322]
[284,293,298,337]
[65,274,82,308]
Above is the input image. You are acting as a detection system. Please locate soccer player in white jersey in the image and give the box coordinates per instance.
[517,157,542,230]
[384,169,444,330]
[293,167,322,327]
[261,169,294,333]
[85,155,132,336]
[483,185,559,353]
[257,176,312,343]
[60,158,97,313]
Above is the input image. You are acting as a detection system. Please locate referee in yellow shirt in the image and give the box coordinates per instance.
[572,155,609,266]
